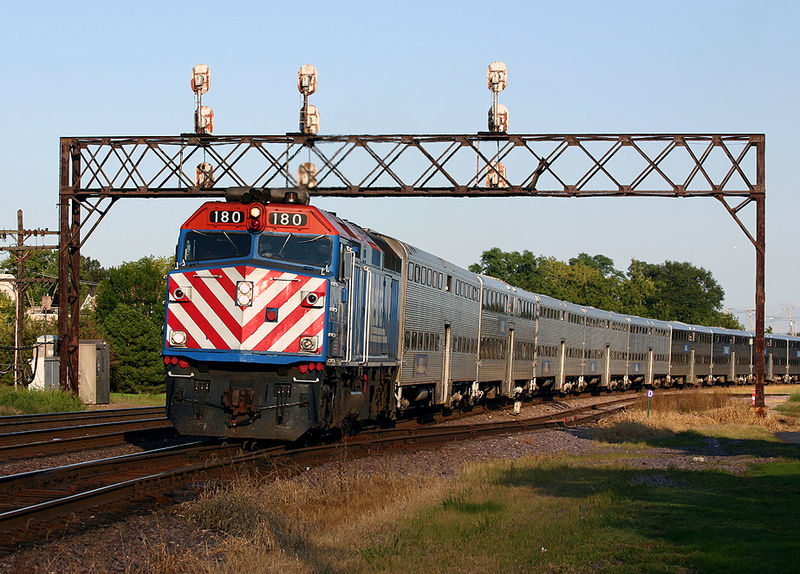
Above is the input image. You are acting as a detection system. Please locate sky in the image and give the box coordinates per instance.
[1,0,797,333]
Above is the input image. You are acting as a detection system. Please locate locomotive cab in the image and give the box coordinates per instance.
[163,200,402,441]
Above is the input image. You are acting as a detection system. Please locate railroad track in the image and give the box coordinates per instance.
[0,395,634,550]
[0,416,175,460]
[0,406,165,433]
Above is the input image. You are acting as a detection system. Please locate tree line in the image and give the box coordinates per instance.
[0,248,742,393]
[468,249,742,330]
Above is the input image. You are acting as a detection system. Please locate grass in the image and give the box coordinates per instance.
[775,391,800,418]
[0,385,85,415]
[173,463,451,573]
[393,455,800,573]
[151,391,800,573]
[108,391,165,407]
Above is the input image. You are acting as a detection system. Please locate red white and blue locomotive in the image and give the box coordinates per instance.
[163,197,800,440]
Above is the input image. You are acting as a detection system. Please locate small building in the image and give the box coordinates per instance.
[0,273,15,302]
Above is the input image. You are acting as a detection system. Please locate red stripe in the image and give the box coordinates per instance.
[251,303,311,351]
[169,272,233,350]
[184,270,242,341]
[166,312,201,349]
[242,275,318,341]
[281,313,326,353]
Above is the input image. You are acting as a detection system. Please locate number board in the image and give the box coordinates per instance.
[209,210,244,224]
[269,212,308,227]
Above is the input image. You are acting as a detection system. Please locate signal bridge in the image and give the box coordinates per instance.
[56,63,767,405]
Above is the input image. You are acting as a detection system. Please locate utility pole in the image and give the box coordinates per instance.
[0,210,59,388]
[789,306,795,336]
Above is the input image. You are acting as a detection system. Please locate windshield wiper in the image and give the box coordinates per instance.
[278,233,293,257]
[222,231,239,251]
[298,234,325,244]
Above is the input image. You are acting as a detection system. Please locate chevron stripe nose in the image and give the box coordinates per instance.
[166,265,326,355]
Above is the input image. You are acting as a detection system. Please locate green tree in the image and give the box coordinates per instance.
[95,256,172,392]
[471,249,625,312]
[100,304,164,393]
[629,259,741,328]
[1,251,107,306]
[568,252,623,280]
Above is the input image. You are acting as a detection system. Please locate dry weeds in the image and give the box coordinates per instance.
[157,464,452,573]
[594,390,800,443]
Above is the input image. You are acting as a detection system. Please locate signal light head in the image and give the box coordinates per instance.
[191,64,210,95]
[297,64,318,96]
[195,106,214,135]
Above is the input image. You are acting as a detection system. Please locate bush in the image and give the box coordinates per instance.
[0,385,85,415]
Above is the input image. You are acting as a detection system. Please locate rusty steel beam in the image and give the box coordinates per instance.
[61,133,762,198]
[57,132,766,401]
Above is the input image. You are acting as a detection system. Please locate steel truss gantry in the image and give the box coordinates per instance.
[58,132,767,404]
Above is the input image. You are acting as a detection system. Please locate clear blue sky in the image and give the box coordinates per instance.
[1,0,797,332]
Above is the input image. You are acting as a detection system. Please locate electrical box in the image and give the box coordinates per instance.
[78,340,110,405]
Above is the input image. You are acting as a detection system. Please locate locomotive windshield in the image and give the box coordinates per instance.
[258,233,332,270]
[183,231,252,263]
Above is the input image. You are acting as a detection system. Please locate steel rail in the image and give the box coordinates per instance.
[0,417,173,459]
[0,407,165,432]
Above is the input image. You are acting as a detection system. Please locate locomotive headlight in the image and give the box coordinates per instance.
[299,336,318,352]
[249,205,262,218]
[236,281,254,307]
[170,330,187,347]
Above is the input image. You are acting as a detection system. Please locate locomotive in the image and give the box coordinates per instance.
[163,197,800,440]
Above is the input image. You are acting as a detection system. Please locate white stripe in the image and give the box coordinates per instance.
[169,304,215,349]
[241,277,324,350]
[243,271,300,324]
[241,288,306,349]
[173,273,240,349]
[203,269,244,324]
[272,307,325,351]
